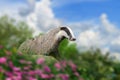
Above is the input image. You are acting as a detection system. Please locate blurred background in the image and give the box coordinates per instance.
[0,0,120,80]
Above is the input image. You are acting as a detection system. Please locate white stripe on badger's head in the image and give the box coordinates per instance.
[56,27,76,41]
[65,27,76,40]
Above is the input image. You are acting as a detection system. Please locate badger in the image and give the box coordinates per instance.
[18,27,76,59]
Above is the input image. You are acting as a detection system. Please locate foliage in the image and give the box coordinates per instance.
[0,15,33,49]
[59,39,79,60]
[0,46,82,80]
[59,39,120,80]
[77,49,115,80]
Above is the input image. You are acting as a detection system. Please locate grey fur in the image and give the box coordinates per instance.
[18,27,75,58]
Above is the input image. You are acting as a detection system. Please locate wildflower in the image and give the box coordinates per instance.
[36,58,45,64]
[40,73,50,79]
[29,71,36,76]
[43,66,51,73]
[74,72,80,77]
[24,66,30,70]
[68,61,77,71]
[22,71,28,75]
[12,75,22,80]
[8,61,14,68]
[58,74,69,80]
[0,66,2,70]
[61,61,67,67]
[14,71,22,77]
[26,61,32,65]
[49,74,54,78]
[0,45,3,49]
[0,67,5,73]
[35,69,42,75]
[54,62,61,70]
[5,51,11,55]
[5,72,13,77]
[0,57,7,64]
[19,59,26,64]
[6,77,12,80]
[28,77,37,80]
[13,67,21,71]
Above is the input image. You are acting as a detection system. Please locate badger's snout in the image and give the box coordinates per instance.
[70,38,76,41]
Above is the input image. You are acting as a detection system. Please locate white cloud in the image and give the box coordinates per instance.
[78,30,100,47]
[0,4,25,21]
[100,13,118,33]
[110,52,120,61]
[111,36,120,48]
[25,0,61,36]
[0,0,29,21]
[27,0,35,6]
[0,0,61,36]
[19,0,35,16]
[74,13,120,60]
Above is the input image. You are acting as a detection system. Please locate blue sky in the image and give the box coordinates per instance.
[1,0,120,24]
[53,0,120,24]
[0,0,120,59]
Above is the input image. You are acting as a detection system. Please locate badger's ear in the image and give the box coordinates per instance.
[60,27,66,30]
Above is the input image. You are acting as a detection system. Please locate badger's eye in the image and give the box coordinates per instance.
[32,38,35,40]
[63,36,69,39]
[60,36,66,41]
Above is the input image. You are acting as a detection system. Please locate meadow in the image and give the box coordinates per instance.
[0,16,120,80]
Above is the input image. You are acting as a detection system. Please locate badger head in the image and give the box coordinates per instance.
[56,27,76,41]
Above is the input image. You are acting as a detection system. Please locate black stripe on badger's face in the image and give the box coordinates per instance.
[60,27,76,41]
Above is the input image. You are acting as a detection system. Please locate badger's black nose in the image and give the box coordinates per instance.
[70,38,76,41]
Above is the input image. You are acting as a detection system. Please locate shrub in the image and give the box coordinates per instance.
[0,46,82,80]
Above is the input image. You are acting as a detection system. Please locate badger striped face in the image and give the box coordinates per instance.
[56,27,76,41]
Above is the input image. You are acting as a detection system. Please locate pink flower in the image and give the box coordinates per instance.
[0,57,7,64]
[40,73,50,79]
[13,67,21,71]
[0,45,3,49]
[0,67,5,73]
[44,66,51,73]
[49,74,54,78]
[35,69,42,75]
[19,60,26,64]
[12,75,22,80]
[54,62,61,70]
[26,61,32,65]
[0,67,3,71]
[58,74,69,80]
[5,51,11,55]
[5,72,13,77]
[61,61,67,67]
[19,60,32,65]
[29,71,36,76]
[36,58,45,64]
[14,72,22,76]
[8,61,14,68]
[74,72,80,77]
[22,71,28,75]
[6,77,12,80]
[68,61,77,71]
[29,77,37,80]
[24,66,30,70]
